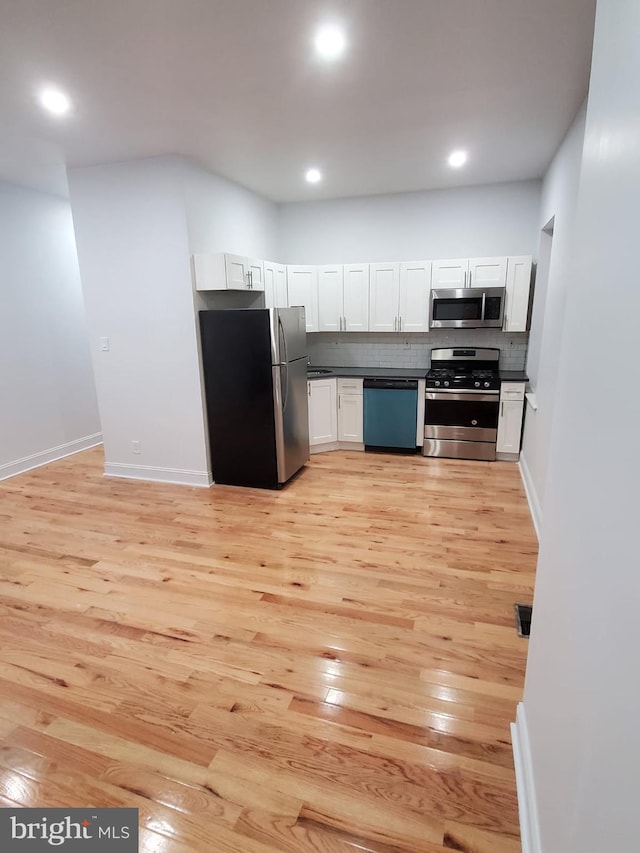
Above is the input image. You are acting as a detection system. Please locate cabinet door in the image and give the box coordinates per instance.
[264,262,277,308]
[369,263,400,332]
[317,265,344,332]
[193,253,226,291]
[288,266,319,332]
[338,393,363,442]
[308,379,337,445]
[431,259,468,289]
[274,264,288,307]
[343,264,370,332]
[504,256,532,332]
[468,257,507,289]
[399,261,430,332]
[246,257,265,291]
[497,399,524,454]
[225,253,249,289]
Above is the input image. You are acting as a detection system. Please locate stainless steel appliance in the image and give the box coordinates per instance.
[199,307,309,489]
[423,347,500,461]
[429,286,505,329]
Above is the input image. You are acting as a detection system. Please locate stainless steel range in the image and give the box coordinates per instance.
[423,347,500,461]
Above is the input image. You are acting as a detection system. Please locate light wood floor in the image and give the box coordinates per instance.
[0,447,537,852]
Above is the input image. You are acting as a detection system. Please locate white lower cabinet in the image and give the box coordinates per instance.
[308,378,337,447]
[337,378,364,443]
[497,382,526,456]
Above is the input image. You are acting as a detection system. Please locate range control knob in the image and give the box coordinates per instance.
[444,380,450,387]
[474,381,481,388]
[484,381,491,388]
[434,380,440,387]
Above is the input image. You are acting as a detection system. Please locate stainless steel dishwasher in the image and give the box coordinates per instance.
[363,378,419,452]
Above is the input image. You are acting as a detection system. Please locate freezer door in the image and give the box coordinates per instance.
[272,356,309,483]
[271,307,307,365]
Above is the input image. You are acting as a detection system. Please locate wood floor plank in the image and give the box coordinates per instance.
[0,446,536,851]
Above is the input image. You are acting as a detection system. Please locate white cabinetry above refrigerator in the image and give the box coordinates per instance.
[193,253,264,292]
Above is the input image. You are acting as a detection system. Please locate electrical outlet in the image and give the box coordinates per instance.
[132,441,140,454]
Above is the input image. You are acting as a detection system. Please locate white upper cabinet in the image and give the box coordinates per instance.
[370,262,430,332]
[317,265,344,332]
[246,257,265,291]
[264,262,288,309]
[343,264,370,332]
[317,264,370,332]
[369,263,401,332]
[287,265,319,332]
[431,259,468,289]
[504,256,533,332]
[399,262,431,332]
[224,253,247,289]
[468,257,507,289]
[193,252,264,292]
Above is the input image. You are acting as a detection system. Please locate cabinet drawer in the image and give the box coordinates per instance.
[500,382,526,402]
[337,378,363,394]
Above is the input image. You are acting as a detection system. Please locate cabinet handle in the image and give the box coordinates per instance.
[468,270,472,287]
[394,316,397,331]
[308,384,311,397]
[343,315,347,331]
[399,317,403,331]
[501,402,504,417]
[338,397,341,409]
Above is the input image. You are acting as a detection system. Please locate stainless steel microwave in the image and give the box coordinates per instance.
[429,286,505,329]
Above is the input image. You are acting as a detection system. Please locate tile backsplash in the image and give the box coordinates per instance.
[307,329,528,371]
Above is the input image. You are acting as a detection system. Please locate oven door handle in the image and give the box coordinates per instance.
[480,291,486,321]
[426,391,498,403]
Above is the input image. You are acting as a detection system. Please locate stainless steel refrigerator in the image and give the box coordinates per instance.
[199,307,309,489]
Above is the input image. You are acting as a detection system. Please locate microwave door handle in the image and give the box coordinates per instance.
[480,291,486,321]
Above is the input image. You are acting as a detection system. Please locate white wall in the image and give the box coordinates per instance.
[68,155,280,486]
[520,105,587,531]
[0,180,100,479]
[279,180,541,264]
[522,1,640,850]
[181,159,278,259]
[68,156,210,486]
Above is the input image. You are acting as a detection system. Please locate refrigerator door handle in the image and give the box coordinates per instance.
[278,314,289,366]
[281,362,289,410]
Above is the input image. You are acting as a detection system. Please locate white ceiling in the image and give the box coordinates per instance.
[0,0,595,201]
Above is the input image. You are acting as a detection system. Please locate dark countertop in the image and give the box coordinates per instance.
[500,371,529,382]
[308,365,529,382]
[307,365,428,380]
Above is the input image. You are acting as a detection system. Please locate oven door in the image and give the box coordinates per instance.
[424,390,499,442]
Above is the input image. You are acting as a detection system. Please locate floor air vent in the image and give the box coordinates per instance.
[515,604,532,637]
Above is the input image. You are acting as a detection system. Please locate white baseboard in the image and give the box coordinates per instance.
[511,703,542,853]
[104,461,212,488]
[518,451,542,541]
[0,433,103,481]
[310,441,340,454]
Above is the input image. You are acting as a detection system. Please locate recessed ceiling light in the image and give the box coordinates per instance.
[305,168,322,184]
[314,24,347,61]
[39,87,72,116]
[448,149,468,168]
